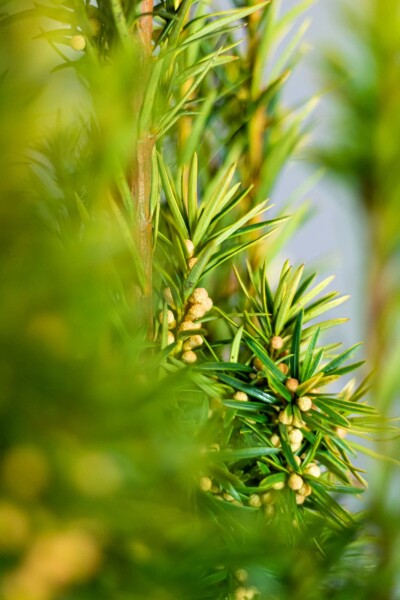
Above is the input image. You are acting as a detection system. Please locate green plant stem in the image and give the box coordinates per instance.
[131,0,155,336]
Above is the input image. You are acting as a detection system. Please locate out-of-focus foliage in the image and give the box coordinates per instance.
[315,0,400,390]
[315,1,400,597]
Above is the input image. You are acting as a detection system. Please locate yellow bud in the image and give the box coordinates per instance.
[272,481,285,490]
[295,493,306,505]
[261,492,274,504]
[184,239,195,257]
[199,476,212,492]
[270,434,281,448]
[233,391,248,402]
[278,362,289,375]
[290,441,302,452]
[264,504,275,518]
[182,350,197,364]
[288,473,304,491]
[304,463,321,478]
[286,378,299,393]
[202,297,213,312]
[182,335,203,350]
[159,310,175,325]
[248,494,262,508]
[278,409,293,426]
[235,568,248,583]
[186,302,207,319]
[163,287,175,307]
[299,482,312,497]
[336,427,347,439]
[223,492,235,502]
[179,321,200,332]
[187,257,198,270]
[288,428,303,445]
[297,396,312,412]
[253,357,264,371]
[167,331,175,345]
[270,336,284,350]
[70,34,86,51]
[234,587,248,600]
[189,288,209,304]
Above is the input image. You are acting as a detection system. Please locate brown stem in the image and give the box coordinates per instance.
[131,0,154,335]
[138,0,153,53]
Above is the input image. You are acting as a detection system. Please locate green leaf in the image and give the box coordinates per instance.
[275,264,304,334]
[187,153,198,234]
[196,362,252,373]
[230,326,244,363]
[348,442,400,466]
[247,339,285,383]
[218,373,277,404]
[303,294,350,323]
[301,326,320,381]
[323,343,362,374]
[317,396,377,415]
[157,153,189,238]
[290,309,303,379]
[310,483,355,528]
[180,89,217,164]
[269,18,311,82]
[295,372,324,397]
[183,2,270,46]
[256,472,287,491]
[279,424,301,471]
[273,260,291,315]
[222,400,268,412]
[175,52,238,87]
[204,228,275,275]
[312,399,350,428]
[247,339,292,402]
[192,162,237,246]
[289,275,335,318]
[159,49,222,135]
[213,447,280,462]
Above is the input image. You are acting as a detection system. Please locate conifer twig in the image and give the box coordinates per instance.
[132,0,154,335]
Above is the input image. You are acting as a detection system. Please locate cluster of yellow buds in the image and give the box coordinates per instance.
[199,474,245,506]
[250,335,324,508]
[234,568,259,598]
[161,284,213,364]
[234,586,259,600]
[245,460,320,512]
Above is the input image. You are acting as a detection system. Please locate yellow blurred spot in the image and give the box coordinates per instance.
[0,501,30,552]
[25,529,101,586]
[2,529,101,600]
[89,18,101,36]
[26,313,69,357]
[2,446,49,501]
[72,452,123,496]
[129,539,152,563]
[70,35,86,51]
[2,567,52,600]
